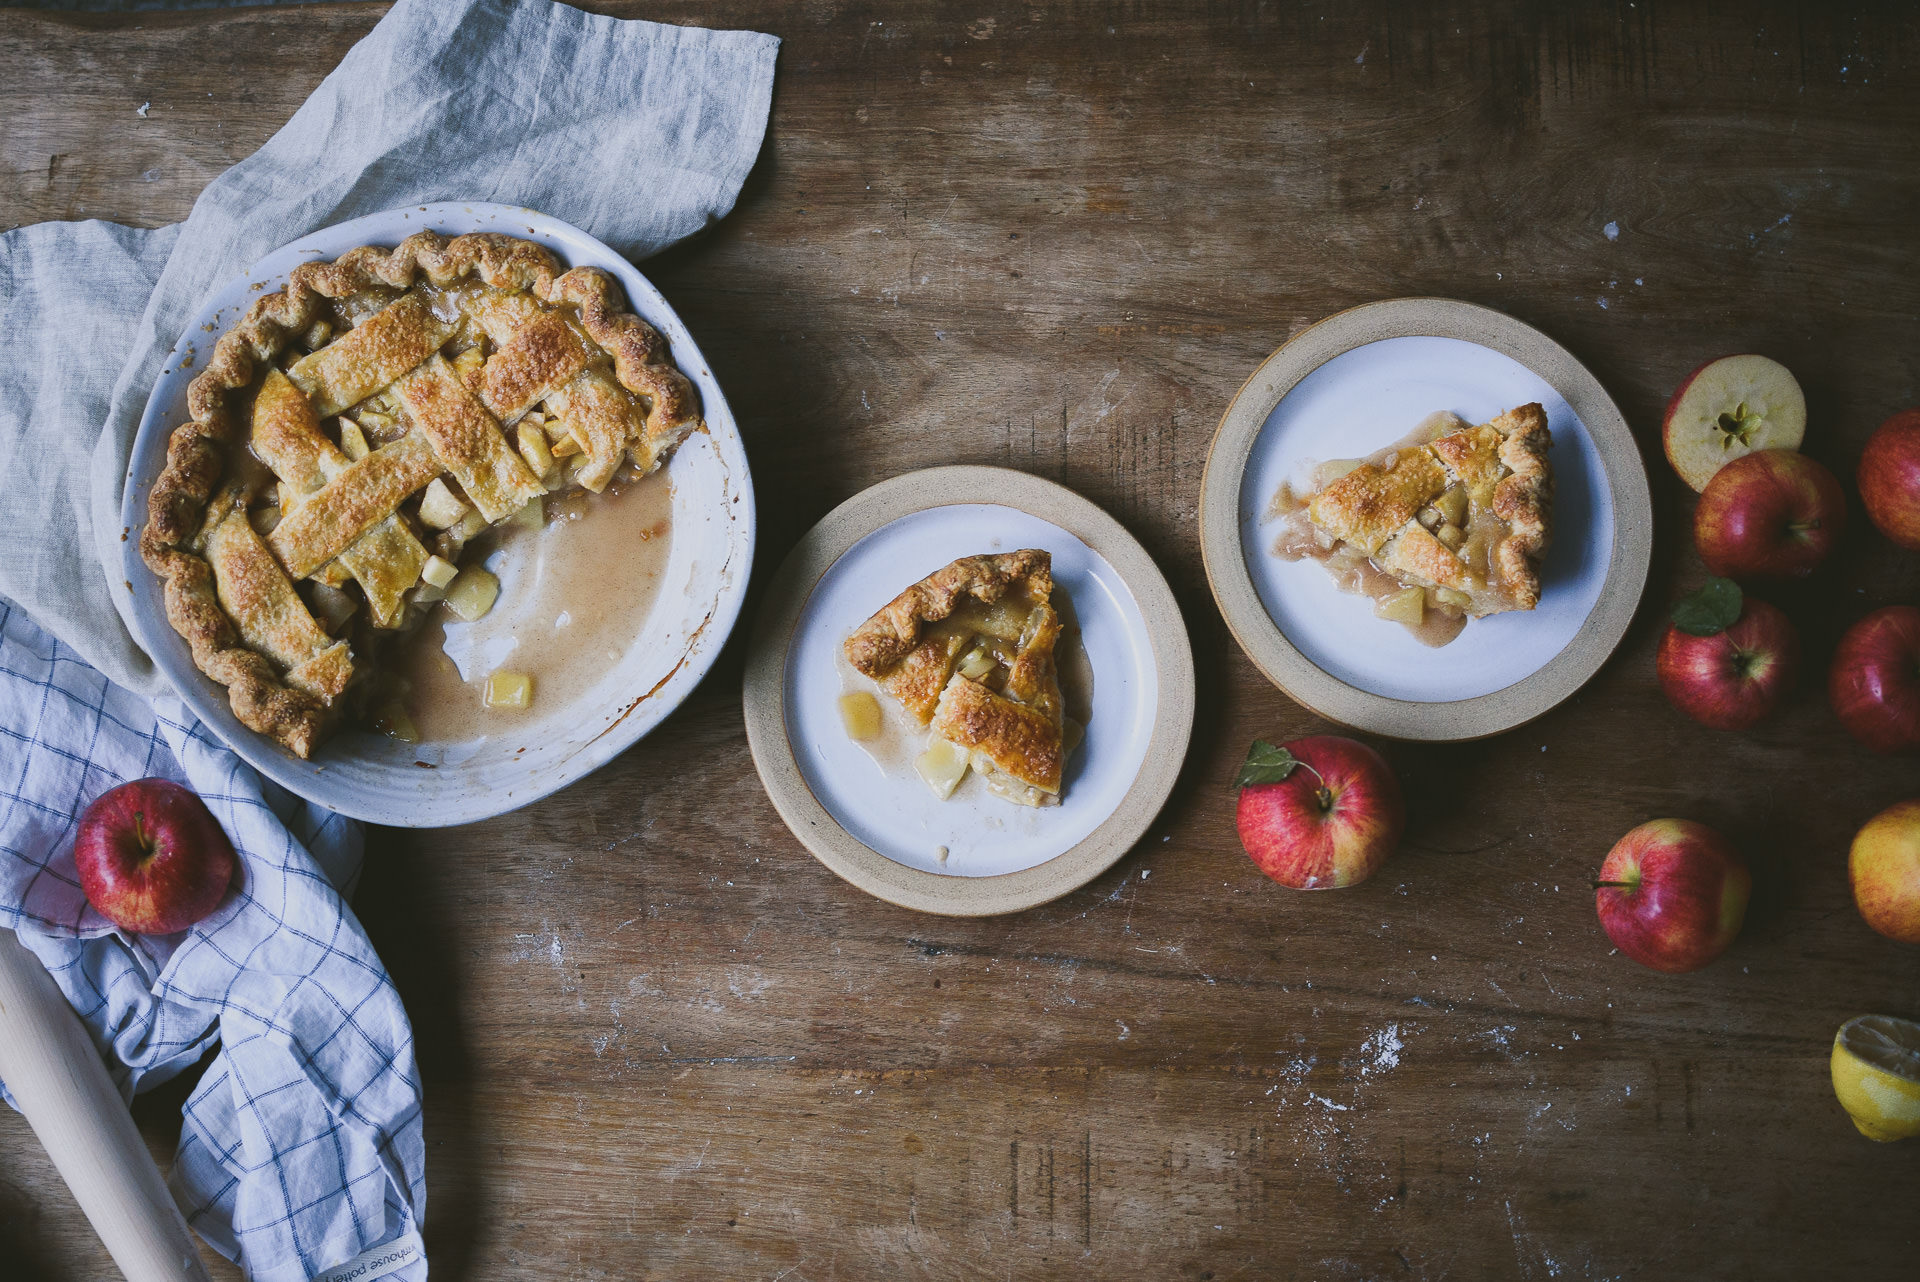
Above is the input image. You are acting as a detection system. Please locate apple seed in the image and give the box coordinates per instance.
[1715,402,1764,449]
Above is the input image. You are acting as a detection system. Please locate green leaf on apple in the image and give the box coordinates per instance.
[1671,577,1743,637]
[1233,740,1303,789]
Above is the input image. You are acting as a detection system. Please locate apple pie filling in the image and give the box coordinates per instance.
[382,470,673,743]
[840,551,1090,809]
[231,292,680,743]
[141,231,701,757]
[1267,406,1552,648]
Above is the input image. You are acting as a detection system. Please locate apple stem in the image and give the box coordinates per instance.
[1592,880,1633,889]
[1286,759,1336,813]
[132,811,147,853]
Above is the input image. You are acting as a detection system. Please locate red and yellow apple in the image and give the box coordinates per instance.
[1662,354,1806,492]
[1858,409,1920,551]
[74,779,237,935]
[1657,592,1799,731]
[1235,736,1404,890]
[1693,448,1845,580]
[1850,800,1920,944]
[1594,819,1750,973]
[1830,606,1920,755]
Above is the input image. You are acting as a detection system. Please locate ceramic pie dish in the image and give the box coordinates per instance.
[1198,298,1652,741]
[743,466,1195,916]
[120,202,754,826]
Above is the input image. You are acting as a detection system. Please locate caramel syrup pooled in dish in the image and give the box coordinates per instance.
[394,468,674,743]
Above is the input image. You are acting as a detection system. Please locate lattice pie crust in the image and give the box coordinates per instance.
[140,231,700,757]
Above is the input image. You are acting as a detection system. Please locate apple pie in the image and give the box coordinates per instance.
[844,550,1071,807]
[140,230,700,757]
[1273,404,1552,642]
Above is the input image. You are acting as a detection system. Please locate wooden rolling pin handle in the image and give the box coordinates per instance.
[0,927,213,1282]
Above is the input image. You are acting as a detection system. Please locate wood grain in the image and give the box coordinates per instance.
[4,2,1919,1279]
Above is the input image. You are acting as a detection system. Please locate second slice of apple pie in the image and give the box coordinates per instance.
[1276,403,1552,642]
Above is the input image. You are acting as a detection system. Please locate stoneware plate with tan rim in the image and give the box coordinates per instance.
[744,466,1195,917]
[120,202,755,827]
[1198,298,1651,741]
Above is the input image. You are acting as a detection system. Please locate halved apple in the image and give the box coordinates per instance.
[1662,354,1806,492]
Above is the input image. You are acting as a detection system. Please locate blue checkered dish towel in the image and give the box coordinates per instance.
[0,599,426,1281]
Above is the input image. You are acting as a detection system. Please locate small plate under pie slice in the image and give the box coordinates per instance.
[744,467,1193,917]
[1199,298,1651,741]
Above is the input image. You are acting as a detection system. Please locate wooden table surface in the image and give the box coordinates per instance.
[5,3,1918,1278]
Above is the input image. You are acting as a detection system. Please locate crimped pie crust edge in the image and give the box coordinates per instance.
[138,229,700,757]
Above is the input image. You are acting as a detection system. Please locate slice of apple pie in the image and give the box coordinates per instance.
[844,549,1070,807]
[1275,403,1552,643]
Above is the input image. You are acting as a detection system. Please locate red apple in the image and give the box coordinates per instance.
[1858,409,1920,551]
[1693,448,1845,580]
[74,779,237,935]
[1830,606,1920,755]
[1850,799,1920,944]
[1662,354,1806,492]
[1656,583,1798,730]
[1594,819,1750,973]
[1234,736,1403,890]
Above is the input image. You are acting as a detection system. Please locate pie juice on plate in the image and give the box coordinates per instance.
[381,468,672,743]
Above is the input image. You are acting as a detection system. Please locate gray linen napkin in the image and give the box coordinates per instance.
[0,0,777,696]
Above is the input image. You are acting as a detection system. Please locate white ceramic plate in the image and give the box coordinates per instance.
[1199,299,1651,741]
[789,504,1155,877]
[1239,335,1611,703]
[743,467,1195,916]
[120,202,755,826]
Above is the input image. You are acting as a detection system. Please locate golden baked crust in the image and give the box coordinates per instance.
[844,549,1069,806]
[843,550,1053,688]
[1483,404,1552,603]
[1307,403,1551,616]
[140,230,702,757]
[930,672,1063,801]
[1306,450,1445,557]
[869,632,969,726]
